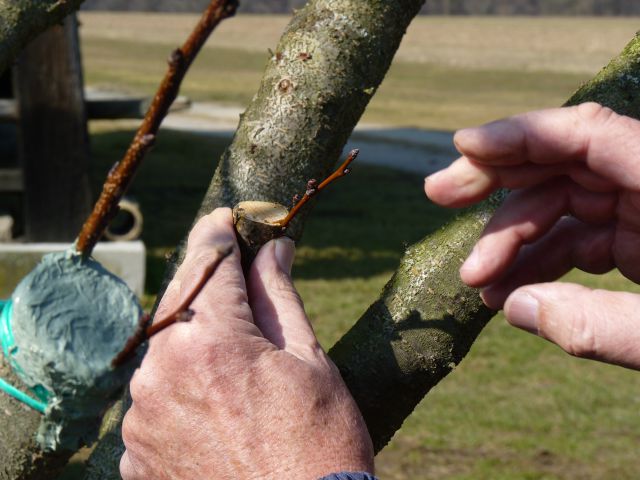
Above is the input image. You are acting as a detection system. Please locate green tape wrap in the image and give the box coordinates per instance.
[0,299,49,413]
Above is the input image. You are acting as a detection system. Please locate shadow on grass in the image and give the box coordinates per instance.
[89,128,457,293]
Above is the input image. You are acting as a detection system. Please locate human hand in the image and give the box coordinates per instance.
[119,208,374,479]
[425,103,640,369]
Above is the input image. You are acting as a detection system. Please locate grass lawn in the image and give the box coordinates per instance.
[78,14,640,130]
[57,13,640,479]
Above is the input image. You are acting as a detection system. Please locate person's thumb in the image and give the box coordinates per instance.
[505,282,640,370]
[247,237,323,363]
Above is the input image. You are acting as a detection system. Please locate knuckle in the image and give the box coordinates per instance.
[165,324,211,361]
[537,289,600,360]
[121,410,141,449]
[576,102,614,124]
[119,452,135,480]
[128,367,158,405]
[565,312,598,359]
[120,450,149,480]
[289,339,325,365]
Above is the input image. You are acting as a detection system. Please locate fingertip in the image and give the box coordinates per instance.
[453,126,483,154]
[504,288,540,335]
[424,170,443,202]
[454,118,525,164]
[479,287,506,311]
[459,244,495,288]
[187,207,236,248]
[119,451,136,480]
[251,237,295,279]
[428,157,498,208]
[205,207,235,236]
[210,206,233,225]
[274,237,295,274]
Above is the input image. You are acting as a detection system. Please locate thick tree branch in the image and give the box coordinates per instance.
[566,32,640,116]
[0,0,86,75]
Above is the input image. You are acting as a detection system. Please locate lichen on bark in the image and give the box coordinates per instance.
[328,193,506,452]
[567,32,640,116]
[0,0,86,74]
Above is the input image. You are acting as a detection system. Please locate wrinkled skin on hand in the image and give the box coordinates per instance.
[120,209,374,480]
[426,103,640,370]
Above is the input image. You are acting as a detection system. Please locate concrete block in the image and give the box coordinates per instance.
[0,215,13,241]
[0,241,145,299]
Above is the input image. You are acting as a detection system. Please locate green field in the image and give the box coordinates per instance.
[78,13,639,129]
[61,13,640,479]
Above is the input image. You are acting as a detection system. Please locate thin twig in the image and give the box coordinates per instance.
[76,0,239,258]
[112,244,234,367]
[277,149,359,230]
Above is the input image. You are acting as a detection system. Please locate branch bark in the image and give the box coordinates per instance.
[0,0,86,75]
[84,19,640,480]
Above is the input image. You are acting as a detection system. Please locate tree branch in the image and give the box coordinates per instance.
[75,0,239,257]
[0,0,86,75]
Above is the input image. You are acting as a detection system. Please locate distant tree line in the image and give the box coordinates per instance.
[82,0,640,14]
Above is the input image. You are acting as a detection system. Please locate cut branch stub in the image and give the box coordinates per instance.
[233,201,289,272]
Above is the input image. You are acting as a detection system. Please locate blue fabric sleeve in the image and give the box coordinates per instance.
[318,473,378,480]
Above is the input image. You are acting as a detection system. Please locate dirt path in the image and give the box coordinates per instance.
[153,102,458,176]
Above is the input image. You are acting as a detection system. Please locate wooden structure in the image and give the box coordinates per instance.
[0,15,92,242]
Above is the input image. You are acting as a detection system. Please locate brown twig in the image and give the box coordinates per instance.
[112,243,234,367]
[75,0,239,258]
[277,149,359,230]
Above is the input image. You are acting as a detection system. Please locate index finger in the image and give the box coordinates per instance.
[426,103,640,206]
[456,103,640,177]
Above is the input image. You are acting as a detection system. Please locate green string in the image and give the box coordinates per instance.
[0,300,49,414]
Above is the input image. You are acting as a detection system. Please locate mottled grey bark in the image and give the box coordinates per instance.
[566,32,640,117]
[0,0,86,75]
[329,197,503,452]
[88,15,640,480]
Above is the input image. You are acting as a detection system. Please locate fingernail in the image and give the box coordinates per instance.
[460,246,480,274]
[453,127,478,148]
[506,292,539,334]
[274,237,295,274]
[425,170,444,185]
